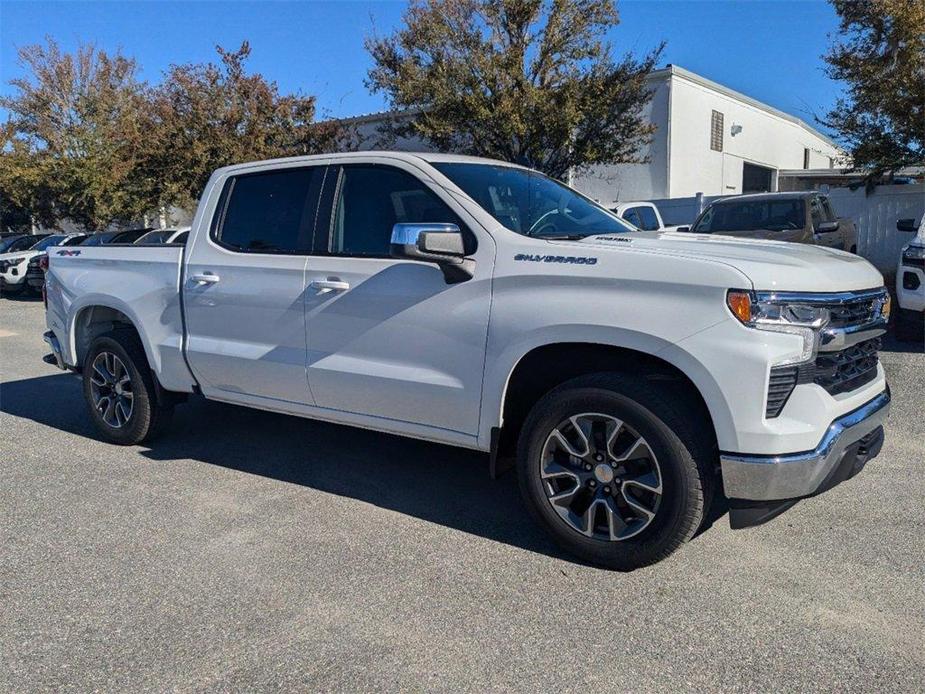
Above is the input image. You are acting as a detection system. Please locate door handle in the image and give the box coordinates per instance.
[310,278,350,292]
[190,272,220,284]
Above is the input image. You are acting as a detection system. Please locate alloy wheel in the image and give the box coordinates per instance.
[88,351,134,429]
[539,412,663,541]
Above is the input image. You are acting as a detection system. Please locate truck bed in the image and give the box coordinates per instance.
[44,244,197,392]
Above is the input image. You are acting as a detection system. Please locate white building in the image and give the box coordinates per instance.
[345,64,845,206]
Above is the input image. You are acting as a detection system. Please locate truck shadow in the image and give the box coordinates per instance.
[1,372,725,565]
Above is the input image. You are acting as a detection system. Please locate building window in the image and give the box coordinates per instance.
[803,148,811,169]
[710,111,724,152]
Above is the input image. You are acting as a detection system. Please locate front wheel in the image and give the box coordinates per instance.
[82,330,173,444]
[517,373,715,570]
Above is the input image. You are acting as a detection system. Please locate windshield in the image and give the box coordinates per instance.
[136,231,166,244]
[1,236,33,253]
[433,163,636,238]
[31,235,67,251]
[693,199,805,233]
[79,233,114,246]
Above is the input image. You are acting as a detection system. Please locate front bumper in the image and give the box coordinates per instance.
[721,387,890,506]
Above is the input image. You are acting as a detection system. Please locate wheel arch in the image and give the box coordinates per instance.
[486,339,733,465]
[69,298,158,376]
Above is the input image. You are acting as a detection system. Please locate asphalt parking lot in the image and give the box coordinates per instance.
[1,296,923,692]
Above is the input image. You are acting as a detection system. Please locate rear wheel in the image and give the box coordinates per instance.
[82,330,173,444]
[517,373,715,570]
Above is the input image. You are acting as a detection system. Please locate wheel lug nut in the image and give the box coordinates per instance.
[589,480,597,487]
[585,464,592,471]
[604,486,611,494]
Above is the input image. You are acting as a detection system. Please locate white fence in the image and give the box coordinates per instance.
[651,183,925,273]
[826,184,924,272]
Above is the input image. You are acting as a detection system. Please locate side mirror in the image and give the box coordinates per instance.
[897,218,919,233]
[816,220,840,233]
[390,223,474,283]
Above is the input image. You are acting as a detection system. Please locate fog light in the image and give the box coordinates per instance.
[903,272,921,291]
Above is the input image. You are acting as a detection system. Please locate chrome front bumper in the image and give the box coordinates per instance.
[721,388,891,501]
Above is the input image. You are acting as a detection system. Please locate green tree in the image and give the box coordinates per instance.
[144,42,348,212]
[366,0,662,179]
[823,0,925,178]
[0,40,151,229]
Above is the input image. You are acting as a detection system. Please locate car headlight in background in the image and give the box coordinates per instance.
[727,290,830,364]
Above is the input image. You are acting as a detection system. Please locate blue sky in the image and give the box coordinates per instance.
[0,0,842,131]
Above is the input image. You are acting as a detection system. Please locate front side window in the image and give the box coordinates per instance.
[810,197,824,229]
[328,165,466,257]
[215,167,324,253]
[820,197,837,222]
[693,199,805,233]
[434,163,635,238]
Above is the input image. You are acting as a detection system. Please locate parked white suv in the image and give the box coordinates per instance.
[41,153,891,569]
[895,218,924,341]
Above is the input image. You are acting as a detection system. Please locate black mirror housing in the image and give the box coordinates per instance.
[897,218,919,233]
[390,223,475,283]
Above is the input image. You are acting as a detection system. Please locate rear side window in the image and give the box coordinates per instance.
[327,165,468,257]
[214,167,325,253]
[621,208,641,228]
[624,206,660,231]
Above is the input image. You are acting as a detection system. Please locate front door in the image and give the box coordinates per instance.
[810,195,843,248]
[304,161,493,435]
[184,163,327,405]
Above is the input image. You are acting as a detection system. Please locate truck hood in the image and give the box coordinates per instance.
[567,231,883,292]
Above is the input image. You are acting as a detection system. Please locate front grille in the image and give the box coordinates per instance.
[814,337,881,395]
[827,297,881,328]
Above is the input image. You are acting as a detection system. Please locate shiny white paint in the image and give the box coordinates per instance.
[46,152,888,461]
[897,219,925,313]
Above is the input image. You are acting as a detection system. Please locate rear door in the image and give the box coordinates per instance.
[303,159,493,435]
[183,163,328,405]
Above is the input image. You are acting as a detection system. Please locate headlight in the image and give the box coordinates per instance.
[902,245,925,263]
[727,290,829,364]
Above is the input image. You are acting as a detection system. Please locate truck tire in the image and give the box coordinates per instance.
[82,330,173,445]
[517,373,715,570]
[896,308,923,342]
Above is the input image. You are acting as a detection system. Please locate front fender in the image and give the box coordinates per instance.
[477,323,737,452]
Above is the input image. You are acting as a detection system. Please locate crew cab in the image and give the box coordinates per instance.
[684,191,859,252]
[41,153,891,569]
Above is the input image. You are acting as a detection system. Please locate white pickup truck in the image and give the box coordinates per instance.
[42,152,892,569]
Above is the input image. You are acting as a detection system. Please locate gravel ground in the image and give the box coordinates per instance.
[1,296,923,692]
